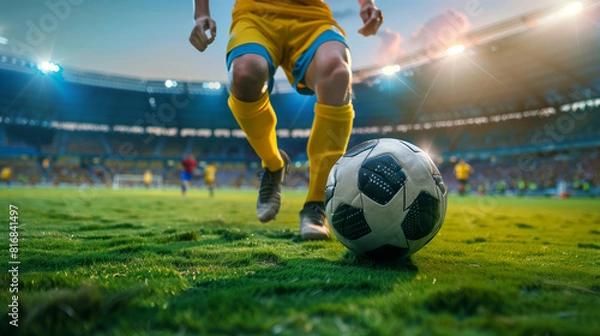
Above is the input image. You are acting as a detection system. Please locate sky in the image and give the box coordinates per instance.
[0,0,574,83]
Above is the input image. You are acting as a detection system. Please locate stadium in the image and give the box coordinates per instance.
[1,1,599,335]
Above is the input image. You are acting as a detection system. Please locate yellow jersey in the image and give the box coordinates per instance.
[143,170,153,185]
[454,162,472,180]
[1,167,12,181]
[232,0,334,21]
[204,165,217,182]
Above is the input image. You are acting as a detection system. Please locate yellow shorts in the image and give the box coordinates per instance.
[226,11,347,95]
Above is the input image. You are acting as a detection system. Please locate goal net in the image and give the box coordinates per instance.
[112,174,163,190]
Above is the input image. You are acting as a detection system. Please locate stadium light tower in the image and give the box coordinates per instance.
[380,64,401,76]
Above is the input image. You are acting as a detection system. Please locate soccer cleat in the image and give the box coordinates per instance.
[299,201,330,240]
[256,150,290,223]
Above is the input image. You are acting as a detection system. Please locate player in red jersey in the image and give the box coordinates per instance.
[181,155,197,196]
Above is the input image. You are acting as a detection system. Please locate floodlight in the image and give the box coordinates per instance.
[445,44,466,56]
[165,79,178,88]
[380,64,401,76]
[37,61,61,73]
[537,1,583,25]
[562,2,583,15]
[0,36,7,45]
[202,81,222,90]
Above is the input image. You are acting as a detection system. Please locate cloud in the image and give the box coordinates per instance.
[376,28,406,64]
[410,9,472,56]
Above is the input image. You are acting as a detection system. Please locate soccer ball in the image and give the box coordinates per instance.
[325,138,447,260]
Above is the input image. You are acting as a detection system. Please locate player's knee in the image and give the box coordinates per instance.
[319,54,351,87]
[229,56,269,101]
[316,61,352,105]
[316,50,351,97]
[328,64,351,90]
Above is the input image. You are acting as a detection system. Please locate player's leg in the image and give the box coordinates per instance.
[304,41,353,106]
[228,54,284,172]
[181,171,191,196]
[227,53,289,223]
[225,13,291,222]
[300,41,354,239]
[206,179,214,197]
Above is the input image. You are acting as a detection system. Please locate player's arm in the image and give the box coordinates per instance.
[190,0,217,52]
[357,0,384,36]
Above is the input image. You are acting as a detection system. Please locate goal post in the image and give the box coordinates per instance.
[112,174,163,190]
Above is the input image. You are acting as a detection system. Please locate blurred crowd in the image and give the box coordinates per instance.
[1,108,599,196]
[439,150,600,196]
[1,148,598,198]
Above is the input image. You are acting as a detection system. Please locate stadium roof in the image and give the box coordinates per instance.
[352,0,600,124]
[1,1,599,129]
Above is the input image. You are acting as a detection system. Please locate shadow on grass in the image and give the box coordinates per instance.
[153,256,419,334]
[13,255,418,335]
[5,285,145,336]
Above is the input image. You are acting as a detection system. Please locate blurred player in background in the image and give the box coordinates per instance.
[1,166,12,186]
[41,157,51,183]
[204,163,217,197]
[518,179,527,196]
[453,159,473,196]
[143,170,153,188]
[181,155,197,196]
[190,0,384,240]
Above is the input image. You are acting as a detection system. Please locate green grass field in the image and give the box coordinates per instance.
[0,187,599,335]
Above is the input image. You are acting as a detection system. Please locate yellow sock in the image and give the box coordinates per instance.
[306,102,354,203]
[228,93,283,172]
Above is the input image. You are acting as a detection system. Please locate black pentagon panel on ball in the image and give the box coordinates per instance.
[344,139,379,157]
[358,154,407,205]
[363,244,410,260]
[332,203,372,240]
[401,192,440,240]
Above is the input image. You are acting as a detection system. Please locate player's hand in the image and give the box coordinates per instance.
[358,3,383,36]
[189,16,217,52]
